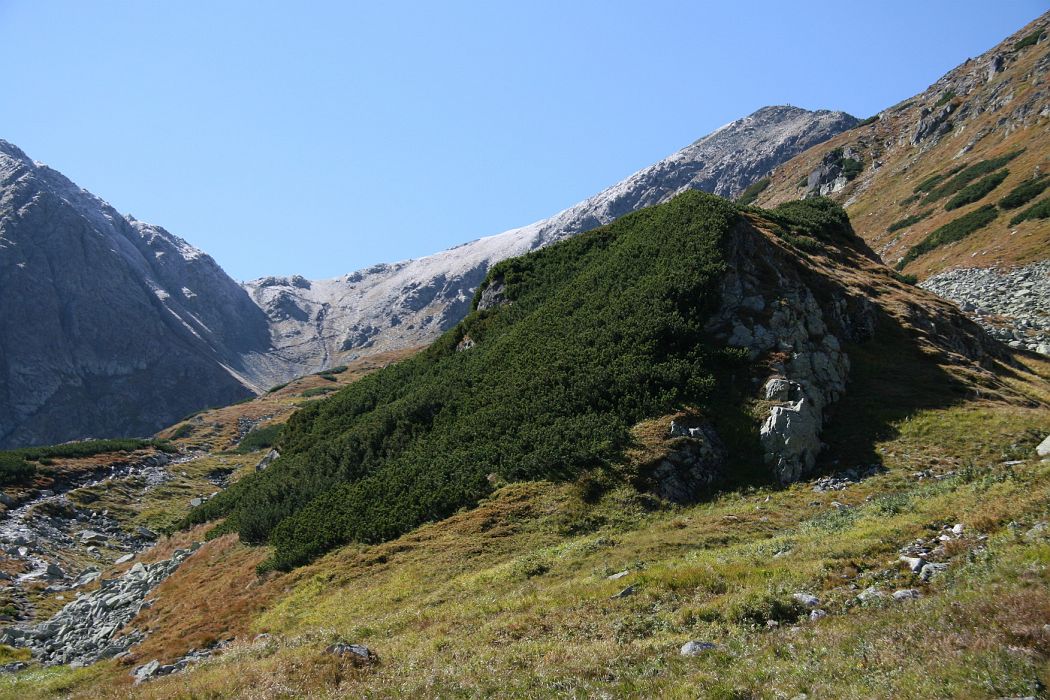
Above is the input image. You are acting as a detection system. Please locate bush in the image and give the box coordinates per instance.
[912,163,972,194]
[1008,196,1050,226]
[856,115,879,127]
[934,91,955,107]
[300,386,337,398]
[736,177,770,206]
[232,424,284,454]
[925,151,1025,202]
[888,210,933,233]
[1014,30,1044,51]
[186,193,858,570]
[1,438,173,462]
[998,175,1050,210]
[841,158,863,181]
[0,454,35,486]
[944,169,1009,211]
[896,205,998,269]
[266,382,290,394]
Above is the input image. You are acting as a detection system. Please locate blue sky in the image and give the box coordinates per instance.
[1,1,1044,280]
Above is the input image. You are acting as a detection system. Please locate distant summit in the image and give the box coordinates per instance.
[245,105,858,375]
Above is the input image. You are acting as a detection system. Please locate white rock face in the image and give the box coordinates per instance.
[244,106,858,376]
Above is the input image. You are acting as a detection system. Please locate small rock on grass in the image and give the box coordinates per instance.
[680,641,718,656]
[607,570,630,581]
[892,589,921,601]
[611,585,636,599]
[792,593,820,607]
[857,587,883,603]
[325,642,377,663]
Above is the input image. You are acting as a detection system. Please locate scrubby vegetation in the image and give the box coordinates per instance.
[0,439,173,463]
[912,163,967,194]
[186,193,854,571]
[896,205,999,269]
[1014,29,1045,50]
[1009,196,1050,226]
[944,169,1009,210]
[0,454,35,486]
[887,210,933,233]
[735,177,770,206]
[299,386,337,398]
[829,147,863,181]
[231,424,283,455]
[999,175,1050,210]
[924,150,1025,203]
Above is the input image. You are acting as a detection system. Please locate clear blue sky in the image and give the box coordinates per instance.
[1,1,1043,281]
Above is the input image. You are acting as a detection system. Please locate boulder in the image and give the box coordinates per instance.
[1037,435,1050,460]
[792,593,820,608]
[325,642,377,663]
[680,641,718,656]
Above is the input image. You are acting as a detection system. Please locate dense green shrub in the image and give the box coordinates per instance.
[998,175,1050,210]
[896,205,998,269]
[0,454,35,486]
[266,382,290,394]
[1014,30,1044,51]
[912,163,970,194]
[856,115,879,127]
[841,158,863,181]
[888,210,933,233]
[944,169,1009,211]
[169,424,194,440]
[300,386,337,398]
[232,424,284,454]
[1009,196,1050,226]
[186,193,856,571]
[0,438,173,462]
[899,194,922,207]
[934,91,955,107]
[736,177,770,206]
[925,151,1025,202]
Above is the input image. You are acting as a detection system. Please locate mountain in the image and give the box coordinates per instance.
[0,141,278,448]
[244,105,858,374]
[752,12,1049,353]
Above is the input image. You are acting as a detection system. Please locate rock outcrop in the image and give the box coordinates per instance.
[0,545,199,667]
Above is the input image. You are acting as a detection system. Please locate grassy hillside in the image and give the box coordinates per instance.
[7,351,1047,699]
[755,13,1050,278]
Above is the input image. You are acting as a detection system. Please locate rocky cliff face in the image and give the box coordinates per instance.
[244,106,858,376]
[0,141,277,448]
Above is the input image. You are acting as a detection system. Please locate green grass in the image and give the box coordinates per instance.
[896,205,999,269]
[1009,196,1050,226]
[944,169,1009,211]
[999,175,1050,210]
[735,177,770,206]
[887,210,933,233]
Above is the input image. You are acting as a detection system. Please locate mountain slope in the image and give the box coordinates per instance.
[0,141,277,448]
[244,106,858,376]
[193,191,1007,570]
[754,14,1049,279]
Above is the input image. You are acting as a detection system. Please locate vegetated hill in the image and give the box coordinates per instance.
[0,141,290,449]
[189,191,1012,571]
[243,105,858,375]
[3,197,1048,699]
[754,12,1050,279]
